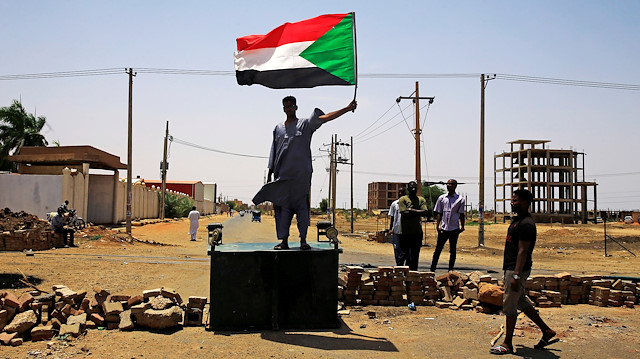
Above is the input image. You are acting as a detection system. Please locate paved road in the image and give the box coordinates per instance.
[219,214,501,274]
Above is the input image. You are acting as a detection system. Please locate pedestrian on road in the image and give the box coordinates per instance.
[398,181,428,270]
[490,189,556,355]
[253,95,357,250]
[188,206,200,241]
[431,179,465,272]
[388,187,407,265]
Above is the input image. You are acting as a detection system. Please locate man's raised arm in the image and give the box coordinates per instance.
[319,100,357,122]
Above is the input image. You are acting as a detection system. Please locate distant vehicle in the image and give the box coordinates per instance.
[595,217,603,224]
[624,215,633,224]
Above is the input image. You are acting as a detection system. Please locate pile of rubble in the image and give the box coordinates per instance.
[339,266,639,313]
[0,286,207,347]
[0,208,50,232]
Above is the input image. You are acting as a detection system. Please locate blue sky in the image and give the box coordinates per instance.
[1,1,639,211]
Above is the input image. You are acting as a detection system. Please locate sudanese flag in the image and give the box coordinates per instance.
[234,13,356,89]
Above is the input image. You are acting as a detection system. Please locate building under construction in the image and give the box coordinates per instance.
[367,182,406,211]
[494,140,597,223]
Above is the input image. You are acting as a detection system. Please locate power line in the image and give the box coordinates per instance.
[170,136,268,159]
[4,68,639,91]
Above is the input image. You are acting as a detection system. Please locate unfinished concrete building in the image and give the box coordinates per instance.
[367,182,406,211]
[494,140,597,223]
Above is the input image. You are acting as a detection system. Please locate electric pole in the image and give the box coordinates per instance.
[350,136,354,233]
[160,121,169,220]
[478,74,496,247]
[396,82,435,195]
[126,68,136,235]
[331,134,338,225]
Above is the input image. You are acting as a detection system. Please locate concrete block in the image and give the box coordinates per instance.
[118,310,134,331]
[59,322,81,337]
[31,325,55,341]
[4,310,37,334]
[102,301,123,316]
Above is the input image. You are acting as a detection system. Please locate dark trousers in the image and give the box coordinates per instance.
[55,228,74,246]
[399,233,422,271]
[430,229,460,271]
[274,201,310,240]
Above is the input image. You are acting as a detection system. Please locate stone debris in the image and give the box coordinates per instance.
[339,266,640,313]
[0,285,205,346]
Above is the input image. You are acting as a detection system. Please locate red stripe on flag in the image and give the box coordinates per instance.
[236,14,348,52]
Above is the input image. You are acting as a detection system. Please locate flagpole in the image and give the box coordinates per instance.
[351,11,358,104]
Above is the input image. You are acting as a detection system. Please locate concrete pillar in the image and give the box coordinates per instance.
[62,167,73,206]
[112,170,119,224]
[82,163,90,220]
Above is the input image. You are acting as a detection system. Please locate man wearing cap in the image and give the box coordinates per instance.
[398,181,428,270]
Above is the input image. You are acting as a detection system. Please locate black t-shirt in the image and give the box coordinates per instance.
[503,213,536,271]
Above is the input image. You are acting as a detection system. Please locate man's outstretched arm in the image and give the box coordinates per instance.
[319,100,357,122]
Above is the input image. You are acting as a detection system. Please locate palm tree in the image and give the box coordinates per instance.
[0,99,49,171]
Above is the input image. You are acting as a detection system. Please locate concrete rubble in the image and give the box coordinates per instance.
[340,266,639,313]
[0,286,207,346]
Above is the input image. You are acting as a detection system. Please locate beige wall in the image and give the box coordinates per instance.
[0,173,63,219]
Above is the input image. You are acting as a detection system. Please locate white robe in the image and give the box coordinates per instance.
[188,210,200,235]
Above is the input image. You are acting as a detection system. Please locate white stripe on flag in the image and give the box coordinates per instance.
[234,41,315,72]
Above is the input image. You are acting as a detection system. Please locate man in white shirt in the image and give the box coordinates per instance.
[430,179,465,272]
[387,187,406,265]
[188,206,200,241]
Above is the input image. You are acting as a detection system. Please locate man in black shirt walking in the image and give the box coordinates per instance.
[490,189,556,355]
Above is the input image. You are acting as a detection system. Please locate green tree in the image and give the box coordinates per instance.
[319,198,328,213]
[225,201,237,210]
[0,100,48,171]
[421,185,446,219]
[162,192,193,218]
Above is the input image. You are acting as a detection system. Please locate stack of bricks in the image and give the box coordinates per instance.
[342,266,364,305]
[421,272,440,304]
[405,271,424,305]
[337,269,639,311]
[0,285,200,347]
[0,229,65,252]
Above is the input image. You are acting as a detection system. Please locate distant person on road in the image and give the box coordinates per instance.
[388,187,407,265]
[398,181,428,270]
[431,179,465,272]
[188,206,200,241]
[51,207,75,247]
[253,95,357,250]
[490,189,556,355]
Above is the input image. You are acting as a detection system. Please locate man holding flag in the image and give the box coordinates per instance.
[239,13,358,249]
[253,97,356,249]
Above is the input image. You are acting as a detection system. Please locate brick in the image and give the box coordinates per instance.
[93,286,110,297]
[463,287,479,300]
[10,338,23,346]
[103,301,123,316]
[3,292,20,308]
[435,301,451,308]
[127,295,144,307]
[31,325,55,341]
[119,310,134,331]
[90,313,104,326]
[59,322,81,337]
[0,332,17,345]
[143,288,162,300]
[18,293,34,312]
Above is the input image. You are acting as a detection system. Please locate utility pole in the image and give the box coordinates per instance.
[397,82,435,195]
[160,121,169,219]
[478,74,496,247]
[332,134,338,225]
[125,68,136,235]
[350,136,354,233]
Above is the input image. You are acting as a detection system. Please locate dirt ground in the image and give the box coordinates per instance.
[1,212,639,358]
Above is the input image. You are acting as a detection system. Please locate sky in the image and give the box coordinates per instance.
[1,1,639,212]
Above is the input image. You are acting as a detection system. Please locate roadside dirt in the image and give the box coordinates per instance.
[1,212,639,358]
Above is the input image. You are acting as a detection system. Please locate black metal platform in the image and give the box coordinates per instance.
[209,242,340,331]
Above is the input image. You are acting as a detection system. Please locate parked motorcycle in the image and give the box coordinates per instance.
[65,209,86,230]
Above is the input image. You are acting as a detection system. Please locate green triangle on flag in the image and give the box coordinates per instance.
[300,13,355,85]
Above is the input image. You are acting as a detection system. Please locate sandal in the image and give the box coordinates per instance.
[274,243,290,250]
[490,344,513,355]
[300,242,311,250]
[534,336,559,349]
